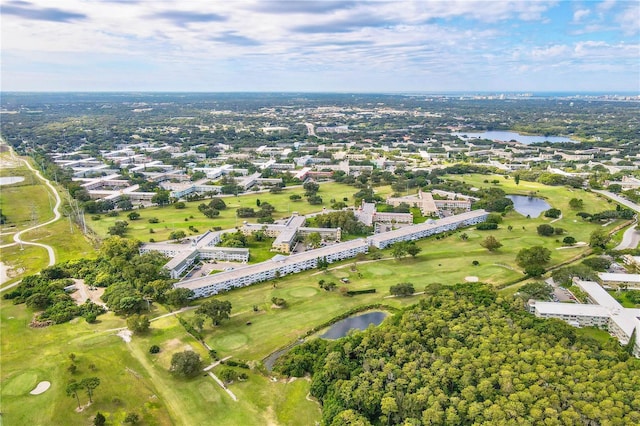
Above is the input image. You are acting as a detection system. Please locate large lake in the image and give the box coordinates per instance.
[452,131,578,145]
[507,195,551,218]
[321,311,387,340]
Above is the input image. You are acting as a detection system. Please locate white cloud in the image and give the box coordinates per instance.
[573,9,591,22]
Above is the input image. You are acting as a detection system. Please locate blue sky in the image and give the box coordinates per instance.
[1,0,638,92]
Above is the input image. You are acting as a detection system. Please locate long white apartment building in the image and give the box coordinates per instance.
[175,210,488,298]
[367,209,489,249]
[140,231,249,279]
[530,278,640,357]
[175,239,369,298]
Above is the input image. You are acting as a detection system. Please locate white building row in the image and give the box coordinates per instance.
[175,239,369,298]
[175,210,489,298]
[367,209,489,249]
[529,278,640,357]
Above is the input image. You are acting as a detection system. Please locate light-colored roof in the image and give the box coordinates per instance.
[576,279,621,310]
[367,209,488,244]
[598,273,640,284]
[533,301,610,317]
[176,238,368,291]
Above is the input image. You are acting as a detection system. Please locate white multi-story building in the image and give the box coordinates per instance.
[530,278,640,357]
[175,239,369,298]
[140,231,249,279]
[367,210,489,249]
[241,214,341,254]
[175,210,489,298]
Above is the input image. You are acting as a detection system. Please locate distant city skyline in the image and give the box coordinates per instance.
[2,0,639,93]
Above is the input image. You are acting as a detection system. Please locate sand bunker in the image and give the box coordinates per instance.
[117,329,133,343]
[30,381,51,395]
[465,276,479,282]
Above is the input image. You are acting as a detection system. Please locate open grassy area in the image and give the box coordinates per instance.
[0,300,173,426]
[1,171,620,425]
[0,171,56,232]
[86,182,395,242]
[20,218,97,264]
[0,244,49,286]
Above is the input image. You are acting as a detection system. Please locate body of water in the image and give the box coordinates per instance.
[321,311,387,340]
[0,176,24,186]
[452,131,578,145]
[507,195,551,218]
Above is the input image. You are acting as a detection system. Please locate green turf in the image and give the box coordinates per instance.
[0,301,174,426]
[86,182,395,241]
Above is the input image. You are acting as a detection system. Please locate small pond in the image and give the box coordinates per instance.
[452,131,578,145]
[507,195,551,218]
[0,176,25,186]
[321,311,388,340]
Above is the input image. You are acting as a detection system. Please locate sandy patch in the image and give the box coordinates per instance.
[465,276,479,282]
[69,279,107,307]
[30,381,51,395]
[0,261,12,285]
[117,329,133,343]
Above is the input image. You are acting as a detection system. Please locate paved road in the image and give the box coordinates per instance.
[11,151,62,267]
[594,190,640,213]
[593,190,640,250]
[615,220,640,250]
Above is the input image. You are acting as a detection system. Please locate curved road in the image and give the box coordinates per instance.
[9,148,62,267]
[594,189,640,250]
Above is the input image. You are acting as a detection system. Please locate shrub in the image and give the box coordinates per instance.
[537,224,555,236]
[149,345,161,354]
[476,223,498,230]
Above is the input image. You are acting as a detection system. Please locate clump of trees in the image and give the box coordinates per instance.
[389,282,414,297]
[275,283,640,425]
[544,208,562,218]
[170,350,202,378]
[390,241,421,259]
[516,246,551,277]
[196,300,232,326]
[306,211,370,236]
[480,235,502,251]
[3,267,106,324]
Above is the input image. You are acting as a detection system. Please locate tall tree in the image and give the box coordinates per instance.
[196,300,232,326]
[80,377,100,403]
[66,380,82,409]
[170,350,201,378]
[480,235,502,251]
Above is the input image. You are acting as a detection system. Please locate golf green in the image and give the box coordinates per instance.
[2,371,38,396]
[287,287,319,298]
[213,333,249,351]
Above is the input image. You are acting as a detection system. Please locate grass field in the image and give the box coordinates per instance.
[0,154,96,286]
[86,182,397,242]
[1,171,623,425]
[0,301,174,426]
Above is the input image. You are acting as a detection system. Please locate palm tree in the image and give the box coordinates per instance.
[80,377,100,404]
[66,380,82,409]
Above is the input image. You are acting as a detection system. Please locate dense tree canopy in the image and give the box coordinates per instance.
[276,284,640,425]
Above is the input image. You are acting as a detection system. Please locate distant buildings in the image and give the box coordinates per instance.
[386,190,472,217]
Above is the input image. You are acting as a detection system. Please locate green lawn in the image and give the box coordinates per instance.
[1,172,621,425]
[0,244,49,287]
[0,301,173,426]
[86,182,395,242]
